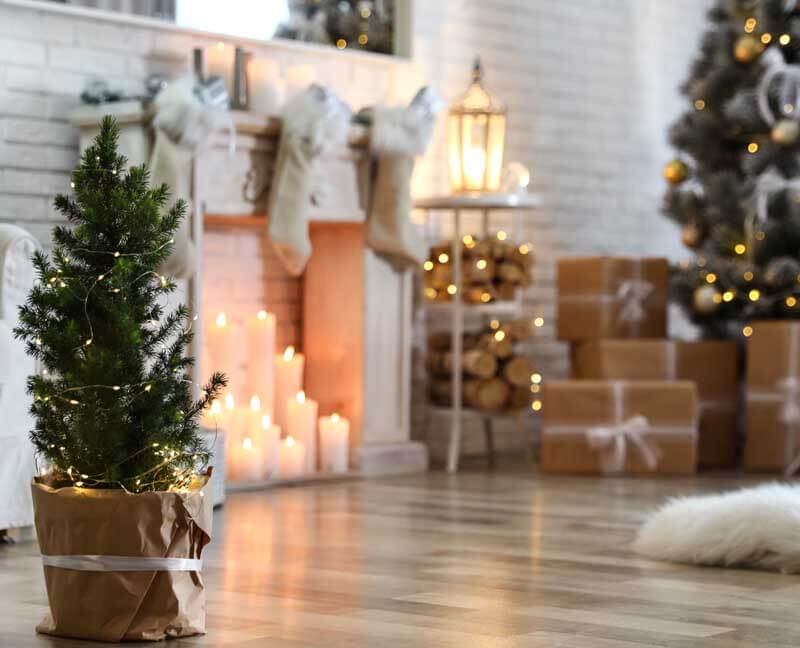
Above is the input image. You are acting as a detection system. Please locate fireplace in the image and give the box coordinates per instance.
[71,105,427,483]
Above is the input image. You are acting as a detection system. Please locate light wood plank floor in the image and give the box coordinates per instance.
[2,469,798,647]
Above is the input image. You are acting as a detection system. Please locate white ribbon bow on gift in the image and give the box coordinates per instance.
[616,279,653,324]
[586,415,662,474]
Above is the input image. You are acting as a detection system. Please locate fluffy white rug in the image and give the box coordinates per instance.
[633,483,800,573]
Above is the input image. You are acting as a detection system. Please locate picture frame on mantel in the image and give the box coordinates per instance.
[8,0,414,58]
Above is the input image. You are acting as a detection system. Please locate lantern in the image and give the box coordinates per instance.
[448,58,507,193]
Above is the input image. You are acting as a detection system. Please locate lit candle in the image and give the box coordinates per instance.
[285,64,315,101]
[286,390,318,473]
[204,397,222,429]
[319,413,349,473]
[278,435,305,479]
[206,41,235,93]
[274,345,304,431]
[206,312,243,387]
[261,414,281,479]
[248,57,285,114]
[228,395,267,482]
[246,310,276,419]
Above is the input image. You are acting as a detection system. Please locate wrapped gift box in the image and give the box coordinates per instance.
[745,320,800,473]
[541,380,699,474]
[571,339,739,467]
[557,256,669,341]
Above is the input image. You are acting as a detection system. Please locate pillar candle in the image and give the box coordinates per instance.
[261,414,281,479]
[206,41,235,93]
[228,395,266,482]
[286,390,318,474]
[246,310,276,418]
[278,436,305,478]
[248,58,285,114]
[203,397,222,429]
[274,345,304,431]
[285,64,315,100]
[206,312,242,387]
[319,413,349,473]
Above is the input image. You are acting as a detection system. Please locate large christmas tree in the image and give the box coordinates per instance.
[666,0,800,337]
[14,117,226,492]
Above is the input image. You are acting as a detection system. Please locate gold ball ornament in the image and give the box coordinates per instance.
[693,284,722,315]
[771,119,800,145]
[681,222,703,249]
[733,34,763,63]
[663,159,689,185]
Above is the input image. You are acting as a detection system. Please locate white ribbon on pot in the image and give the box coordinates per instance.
[42,554,202,572]
[746,167,800,256]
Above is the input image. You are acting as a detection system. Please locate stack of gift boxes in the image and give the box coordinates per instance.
[541,256,740,475]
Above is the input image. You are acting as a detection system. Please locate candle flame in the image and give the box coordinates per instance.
[224,393,235,410]
[250,395,261,411]
[296,390,306,404]
[261,414,271,429]
[257,309,268,320]
[286,436,295,447]
[210,399,221,415]
[283,345,295,361]
[242,437,253,450]
[216,312,227,327]
[331,413,340,423]
[216,41,225,50]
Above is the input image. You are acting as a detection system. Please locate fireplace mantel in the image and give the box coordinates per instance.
[69,102,428,481]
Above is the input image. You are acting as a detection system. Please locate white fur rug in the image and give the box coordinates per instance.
[633,483,800,573]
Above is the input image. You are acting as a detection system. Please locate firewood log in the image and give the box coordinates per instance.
[508,386,532,410]
[497,261,525,285]
[427,349,498,379]
[502,319,534,341]
[476,332,513,359]
[495,282,517,301]
[427,263,452,289]
[502,355,535,387]
[463,257,496,284]
[464,377,511,410]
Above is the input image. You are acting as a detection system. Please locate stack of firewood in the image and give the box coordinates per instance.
[423,234,533,304]
[427,319,535,411]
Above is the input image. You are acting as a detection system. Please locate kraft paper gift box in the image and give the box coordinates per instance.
[744,320,800,473]
[31,471,212,642]
[541,380,699,474]
[557,256,669,341]
[571,340,739,468]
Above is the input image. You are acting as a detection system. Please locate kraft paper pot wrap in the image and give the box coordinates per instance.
[571,339,739,468]
[31,471,212,642]
[557,256,668,341]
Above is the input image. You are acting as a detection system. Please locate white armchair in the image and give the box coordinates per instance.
[0,224,38,530]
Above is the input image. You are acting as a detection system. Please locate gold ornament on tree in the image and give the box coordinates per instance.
[693,284,722,315]
[733,34,763,63]
[663,159,689,185]
[681,222,703,248]
[771,118,800,145]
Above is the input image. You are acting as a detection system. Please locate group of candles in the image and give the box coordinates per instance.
[205,42,315,114]
[205,310,350,482]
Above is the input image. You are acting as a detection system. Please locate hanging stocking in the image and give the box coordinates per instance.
[361,87,443,268]
[267,86,351,276]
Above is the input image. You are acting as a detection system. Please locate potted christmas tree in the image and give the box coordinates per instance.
[14,117,226,642]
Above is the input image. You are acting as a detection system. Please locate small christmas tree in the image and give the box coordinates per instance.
[665,0,800,336]
[15,117,226,491]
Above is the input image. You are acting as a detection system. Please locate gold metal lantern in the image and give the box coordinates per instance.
[448,58,507,193]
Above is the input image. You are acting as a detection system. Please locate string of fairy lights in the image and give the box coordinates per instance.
[33,175,211,490]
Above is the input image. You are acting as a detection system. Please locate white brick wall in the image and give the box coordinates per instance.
[0,0,712,459]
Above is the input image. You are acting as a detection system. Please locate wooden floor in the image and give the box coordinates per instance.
[1,468,798,647]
